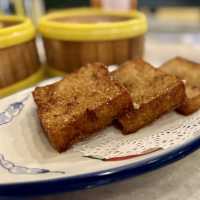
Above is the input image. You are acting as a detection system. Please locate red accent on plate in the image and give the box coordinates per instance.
[85,147,163,161]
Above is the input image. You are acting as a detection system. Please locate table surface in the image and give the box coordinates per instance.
[2,33,200,200]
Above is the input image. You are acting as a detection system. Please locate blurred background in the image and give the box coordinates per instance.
[0,0,199,65]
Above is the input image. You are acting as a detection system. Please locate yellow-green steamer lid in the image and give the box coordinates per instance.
[0,15,35,48]
[0,15,44,98]
[39,8,148,76]
[39,8,148,42]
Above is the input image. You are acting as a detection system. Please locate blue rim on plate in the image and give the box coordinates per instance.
[0,134,200,197]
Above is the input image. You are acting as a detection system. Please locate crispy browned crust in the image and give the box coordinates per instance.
[176,93,200,115]
[112,59,186,134]
[117,82,185,134]
[33,63,132,152]
[161,57,200,115]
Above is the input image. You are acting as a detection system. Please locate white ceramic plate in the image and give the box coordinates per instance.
[1,78,200,197]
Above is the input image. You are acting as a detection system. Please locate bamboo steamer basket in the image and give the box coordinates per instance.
[39,8,148,76]
[0,15,44,97]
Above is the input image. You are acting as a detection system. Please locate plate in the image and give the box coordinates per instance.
[1,77,200,197]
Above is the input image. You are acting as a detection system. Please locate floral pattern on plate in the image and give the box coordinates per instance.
[0,95,65,175]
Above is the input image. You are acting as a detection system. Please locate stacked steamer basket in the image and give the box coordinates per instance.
[0,15,44,97]
[38,8,148,76]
